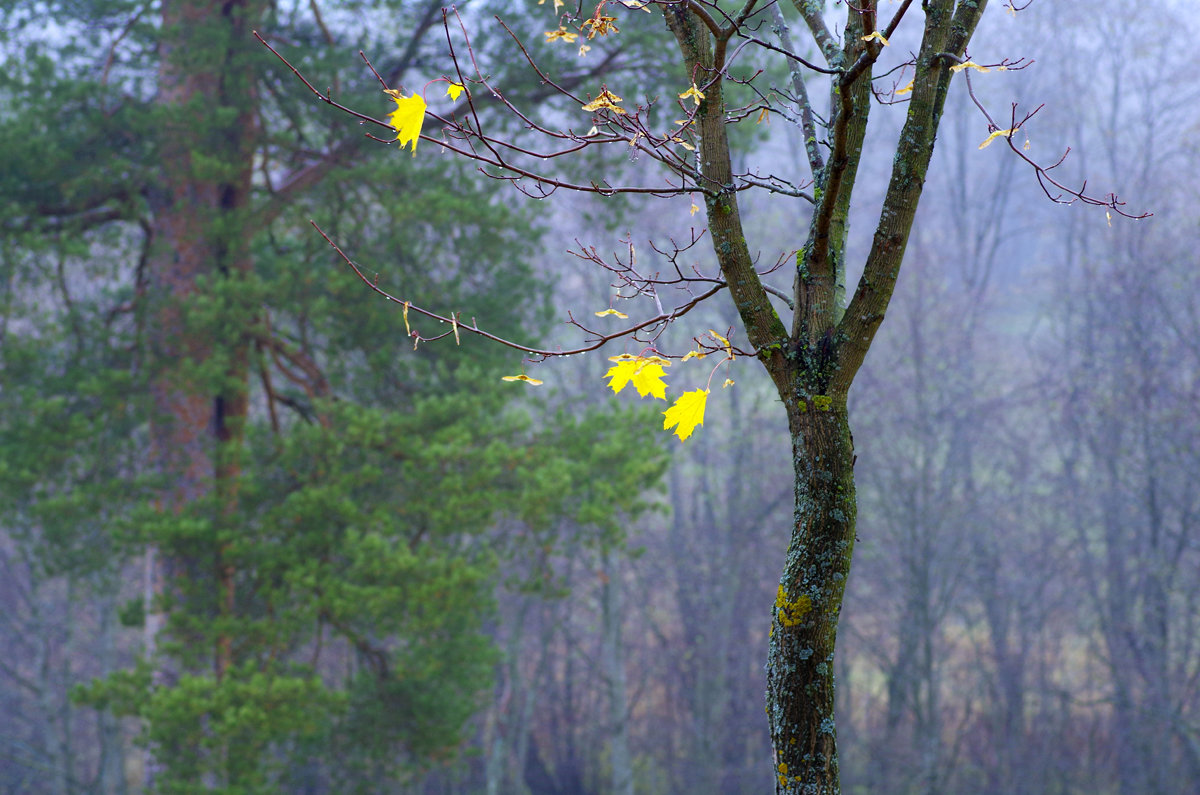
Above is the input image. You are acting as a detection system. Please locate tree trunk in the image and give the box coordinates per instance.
[96,590,130,795]
[142,0,260,785]
[767,396,857,795]
[601,547,634,795]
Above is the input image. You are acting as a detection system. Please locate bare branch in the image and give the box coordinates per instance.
[311,222,726,360]
[956,69,1151,219]
[766,1,824,176]
[791,0,841,65]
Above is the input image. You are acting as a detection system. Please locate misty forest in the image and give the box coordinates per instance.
[1,0,1197,794]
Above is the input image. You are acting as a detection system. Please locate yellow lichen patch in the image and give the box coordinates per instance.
[775,584,812,628]
[813,395,832,412]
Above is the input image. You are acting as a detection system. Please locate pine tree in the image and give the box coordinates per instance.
[0,1,666,790]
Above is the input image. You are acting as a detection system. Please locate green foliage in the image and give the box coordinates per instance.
[257,154,552,395]
[80,662,338,795]
[1,3,671,791]
[0,252,151,580]
[75,391,663,792]
[0,4,686,795]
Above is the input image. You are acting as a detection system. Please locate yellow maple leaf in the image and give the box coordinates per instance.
[978,128,1014,149]
[446,82,466,100]
[896,79,914,96]
[629,361,670,400]
[385,90,427,155]
[860,31,889,46]
[537,0,565,10]
[680,350,706,362]
[502,374,543,385]
[950,60,991,74]
[663,389,708,441]
[582,15,618,38]
[604,356,670,400]
[709,329,733,357]
[604,359,642,394]
[595,308,629,318]
[545,27,578,43]
[679,83,705,106]
[582,88,625,114]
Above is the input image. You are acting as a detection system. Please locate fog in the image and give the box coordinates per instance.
[1,1,1197,794]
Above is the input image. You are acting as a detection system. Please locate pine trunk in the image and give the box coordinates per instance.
[143,0,260,784]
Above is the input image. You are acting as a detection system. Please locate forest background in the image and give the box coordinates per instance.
[1,1,1198,794]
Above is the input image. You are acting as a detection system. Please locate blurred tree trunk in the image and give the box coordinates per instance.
[95,591,129,795]
[485,597,540,795]
[664,375,781,795]
[142,0,261,783]
[33,584,72,795]
[1053,205,1200,795]
[600,547,634,795]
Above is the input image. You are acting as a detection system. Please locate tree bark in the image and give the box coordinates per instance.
[664,2,988,791]
[142,0,261,785]
[766,397,857,794]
